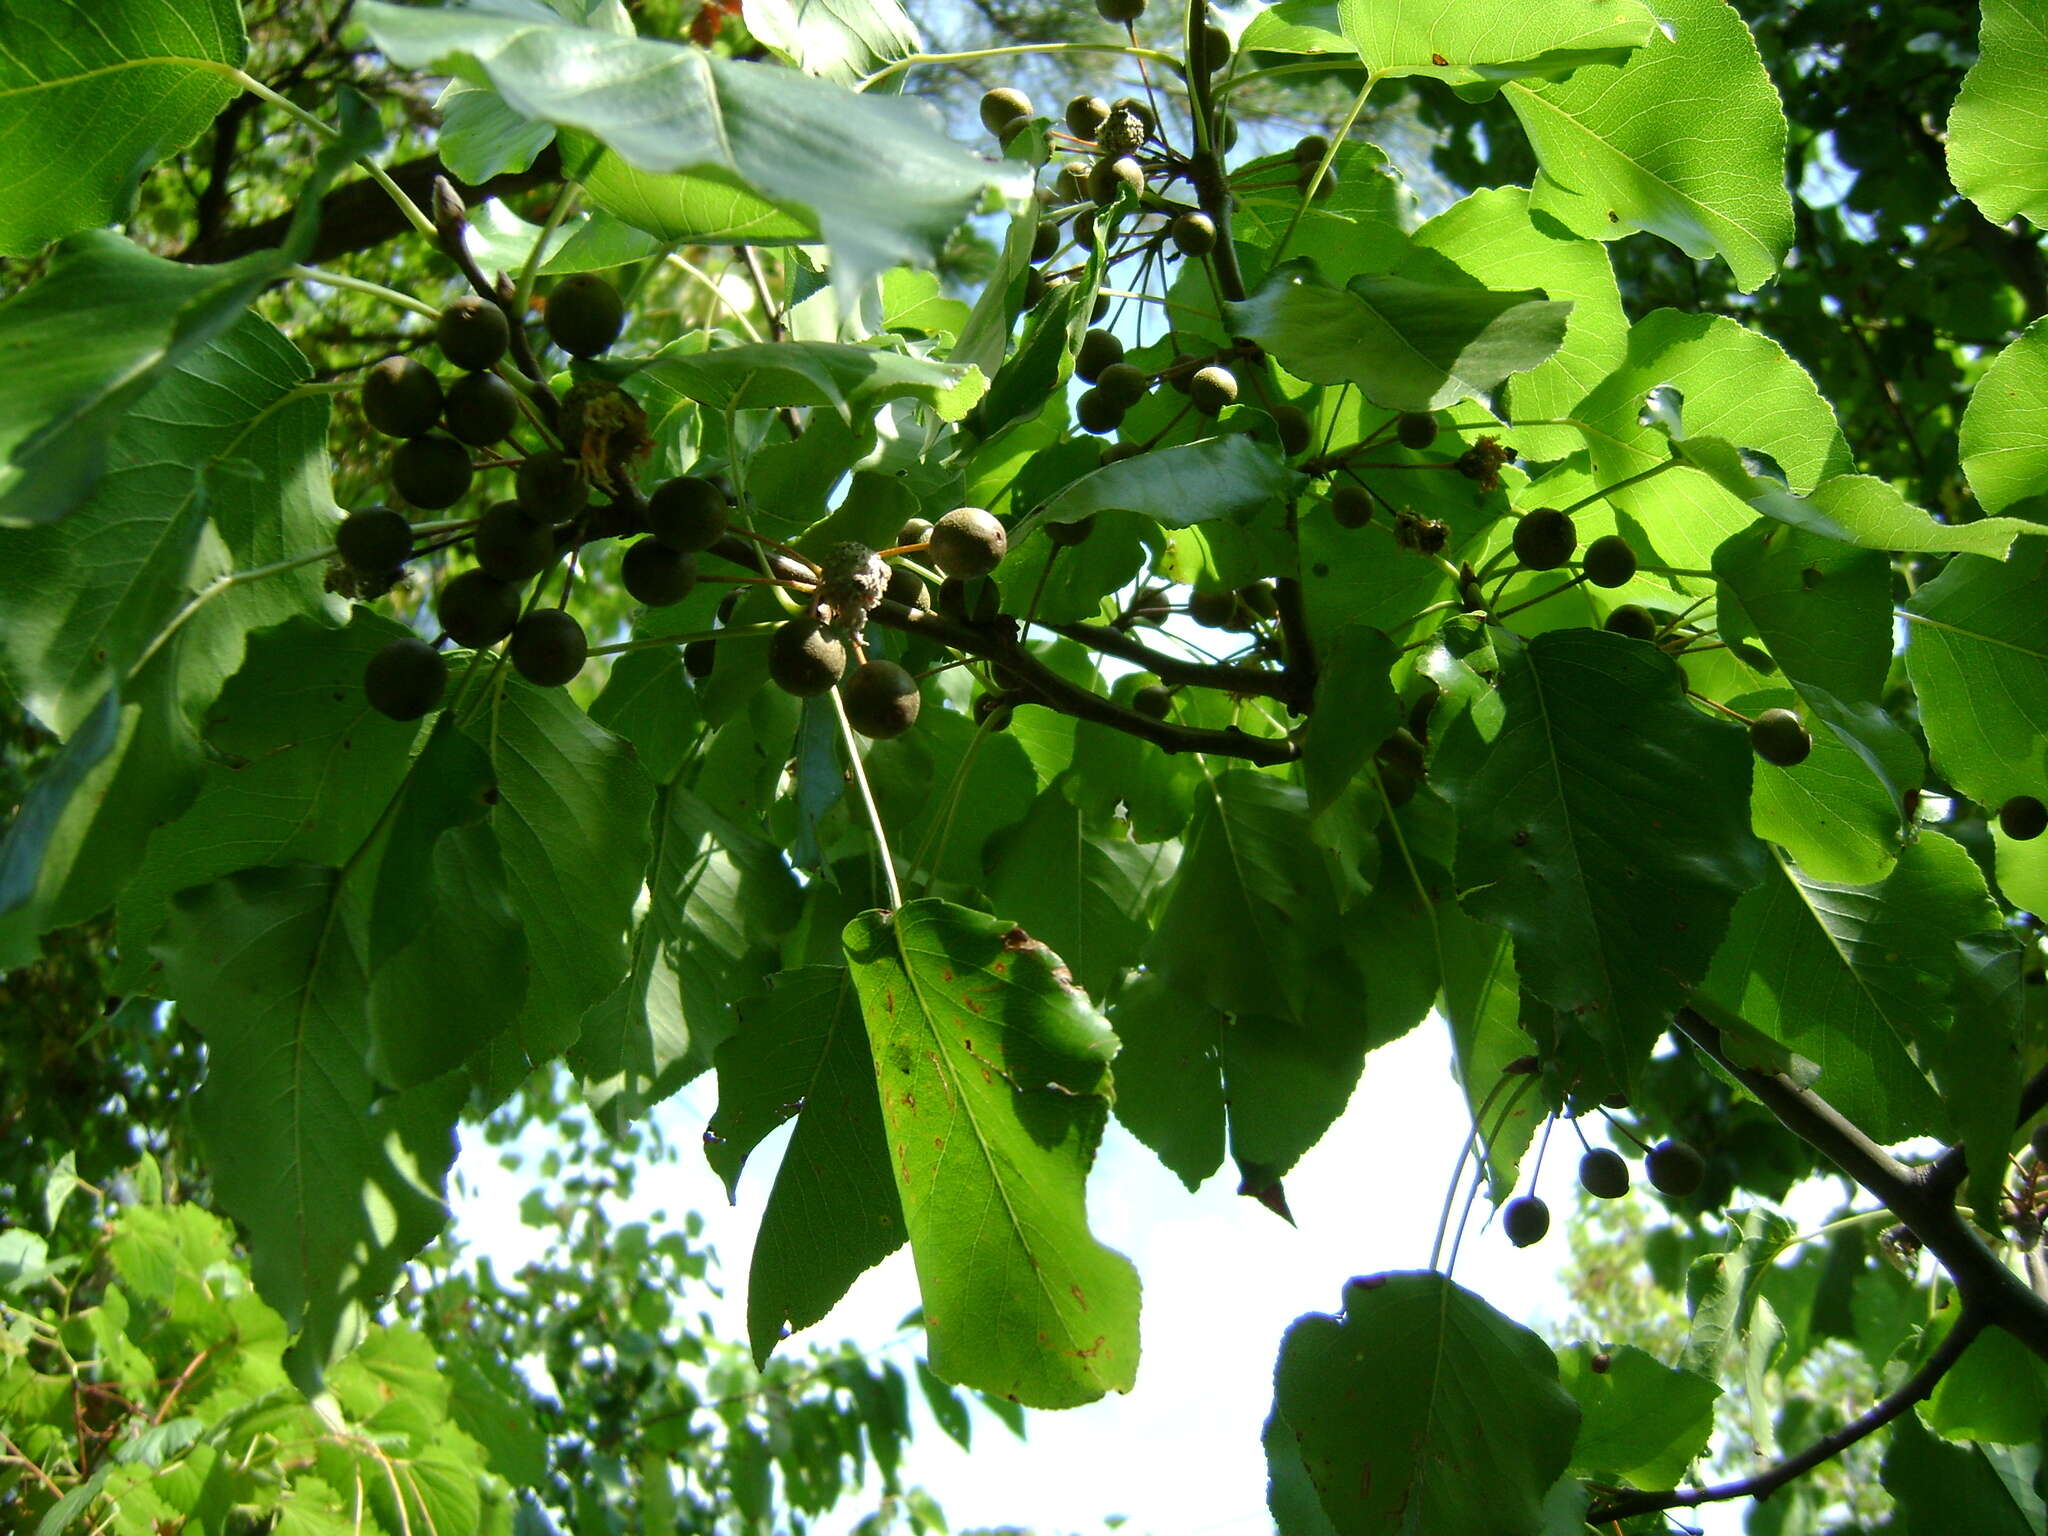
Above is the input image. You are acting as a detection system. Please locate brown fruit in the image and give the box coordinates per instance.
[1512,508,1577,571]
[1188,589,1237,628]
[509,608,587,687]
[2000,795,2048,841]
[647,475,730,553]
[443,371,520,447]
[1066,94,1110,139]
[1579,1149,1630,1199]
[1189,365,1238,416]
[842,659,922,739]
[391,434,474,510]
[436,296,510,371]
[1395,412,1438,450]
[337,508,414,574]
[928,507,1008,578]
[514,451,589,520]
[1604,604,1658,641]
[1330,485,1372,529]
[436,569,522,648]
[768,618,848,697]
[1076,328,1124,382]
[1646,1140,1706,1198]
[1075,387,1126,435]
[473,501,555,582]
[1172,211,1216,256]
[622,537,697,607]
[1503,1195,1549,1248]
[1096,362,1151,407]
[544,273,625,358]
[1582,534,1638,589]
[1749,707,1812,767]
[1132,683,1172,719]
[1271,404,1313,458]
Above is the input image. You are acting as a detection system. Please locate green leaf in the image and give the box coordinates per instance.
[1437,892,1541,1200]
[0,0,246,257]
[437,77,558,182]
[1737,687,1903,886]
[1335,0,1656,91]
[635,340,982,423]
[1302,626,1400,815]
[707,966,905,1366]
[358,1,1017,292]
[915,1359,971,1450]
[152,865,461,1390]
[1269,1272,1579,1536]
[1931,1323,2048,1445]
[1883,1405,2046,1536]
[1026,436,1294,532]
[1960,318,2048,515]
[1947,0,2048,231]
[864,704,1039,889]
[1937,935,2028,1234]
[1903,545,2048,810]
[1802,474,2046,558]
[1107,971,1226,1191]
[1227,262,1571,414]
[1557,1343,1717,1488]
[1504,0,1794,290]
[1433,630,1766,1093]
[746,0,919,82]
[842,899,1140,1408]
[577,148,820,245]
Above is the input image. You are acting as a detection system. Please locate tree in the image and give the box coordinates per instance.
[3,0,2048,1531]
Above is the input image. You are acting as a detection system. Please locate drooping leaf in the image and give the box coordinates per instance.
[1959,318,2048,515]
[842,900,1140,1408]
[1737,688,1903,886]
[1028,436,1295,533]
[1903,545,2048,809]
[1107,971,1227,1192]
[1333,0,1657,91]
[1302,626,1400,815]
[1882,1404,2046,1536]
[0,0,246,257]
[1433,629,1766,1094]
[1268,1272,1580,1536]
[1557,1343,1717,1489]
[707,965,905,1365]
[1801,474,2046,559]
[577,147,820,246]
[1505,0,1794,291]
[1946,0,2048,232]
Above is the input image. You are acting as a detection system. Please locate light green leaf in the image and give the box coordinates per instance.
[576,146,820,246]
[1557,1343,1717,1488]
[1028,436,1293,532]
[0,0,245,257]
[1270,1272,1579,1535]
[635,340,983,423]
[1506,0,1794,290]
[1903,545,2048,809]
[863,702,1039,889]
[436,78,557,182]
[1947,0,2048,231]
[747,0,919,81]
[152,865,461,1390]
[843,899,1140,1408]
[1960,318,2048,515]
[1947,935,2031,1239]
[1108,971,1227,1192]
[1433,630,1765,1093]
[1227,262,1571,413]
[1437,890,1541,1200]
[708,966,905,1365]
[1335,0,1655,91]
[1803,474,2047,558]
[1931,1324,2048,1445]
[1737,688,1903,885]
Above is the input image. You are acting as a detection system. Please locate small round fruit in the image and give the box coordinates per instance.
[1095,0,1144,22]
[1188,588,1237,628]
[1298,161,1336,200]
[1579,1148,1630,1200]
[1646,1140,1706,1198]
[897,516,934,548]
[1271,404,1313,458]
[997,116,1034,150]
[1189,365,1238,416]
[1031,219,1060,262]
[544,273,625,358]
[647,475,730,553]
[622,538,698,607]
[1604,604,1658,641]
[683,638,717,679]
[1750,708,1813,768]
[363,638,447,721]
[362,356,443,438]
[391,433,474,510]
[768,618,848,697]
[1075,387,1124,435]
[1512,508,1577,571]
[1089,155,1145,204]
[1201,22,1231,69]
[515,451,589,520]
[1096,363,1151,407]
[1076,329,1124,384]
[337,507,414,574]
[1503,1195,1550,1248]
[473,501,555,582]
[1330,485,1372,529]
[979,87,1033,136]
[436,569,522,648]
[1021,268,1048,308]
[510,608,587,687]
[885,564,930,610]
[1582,534,1638,589]
[843,659,922,739]
[1056,162,1092,203]
[1132,683,1172,720]
[442,371,520,446]
[1395,412,1438,450]
[1999,795,2048,841]
[2031,1121,2048,1163]
[1292,133,1330,164]
[928,507,1008,579]
[1240,581,1279,620]
[1047,515,1097,547]
[1066,94,1110,139]
[436,296,511,371]
[1172,211,1216,256]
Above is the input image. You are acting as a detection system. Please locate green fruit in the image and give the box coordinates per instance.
[473,501,555,582]
[1075,387,1126,435]
[1330,485,1372,529]
[544,273,625,358]
[1239,581,1279,620]
[437,569,522,648]
[896,516,934,548]
[443,371,520,446]
[1090,155,1145,204]
[768,618,848,697]
[1095,0,1144,23]
[510,608,587,687]
[885,564,930,610]
[1271,404,1313,458]
[1022,268,1048,308]
[622,537,698,607]
[684,638,717,679]
[1189,365,1238,416]
[1201,22,1231,69]
[436,296,511,371]
[1604,604,1658,641]
[1066,94,1110,138]
[515,450,590,520]
[1292,133,1330,164]
[647,475,730,553]
[1172,210,1216,257]
[2000,795,2048,841]
[363,637,447,721]
[1031,219,1060,261]
[1395,411,1438,450]
[1047,515,1097,547]
[1579,1148,1630,1199]
[1188,588,1237,628]
[1056,162,1093,203]
[1503,1195,1550,1248]
[2031,1122,2048,1163]
[1132,683,1172,720]
[843,659,922,739]
[1512,507,1577,570]
[1646,1140,1706,1198]
[1076,328,1125,382]
[1582,534,1638,589]
[974,692,1014,731]
[337,507,414,574]
[928,507,1008,578]
[1096,362,1151,408]
[391,433,474,510]
[1298,161,1336,200]
[1750,707,1812,767]
[997,116,1035,149]
[979,87,1033,136]
[362,356,443,438]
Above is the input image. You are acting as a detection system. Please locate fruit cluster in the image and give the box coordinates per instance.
[1500,1132,1708,1251]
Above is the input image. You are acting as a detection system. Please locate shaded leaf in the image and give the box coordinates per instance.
[636,340,983,423]
[1029,436,1294,532]
[1903,545,2048,809]
[1557,1343,1717,1489]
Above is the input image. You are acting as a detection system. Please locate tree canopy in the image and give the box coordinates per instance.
[4,0,2048,1532]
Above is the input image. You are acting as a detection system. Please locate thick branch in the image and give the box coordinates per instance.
[1044,620,1307,710]
[1585,1307,1987,1523]
[176,143,565,266]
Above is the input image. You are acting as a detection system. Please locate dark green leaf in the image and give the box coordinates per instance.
[1302,626,1399,815]
[1903,545,2048,811]
[1882,1396,2047,1534]
[1028,436,1294,532]
[1557,1343,1717,1488]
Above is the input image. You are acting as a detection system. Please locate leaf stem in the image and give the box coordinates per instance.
[285,264,439,320]
[833,690,904,911]
[227,68,436,243]
[855,41,1184,92]
[1559,457,1679,516]
[126,545,338,683]
[1267,72,1379,268]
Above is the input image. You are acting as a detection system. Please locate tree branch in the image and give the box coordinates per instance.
[1043,619,1307,709]
[1585,1306,1987,1523]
